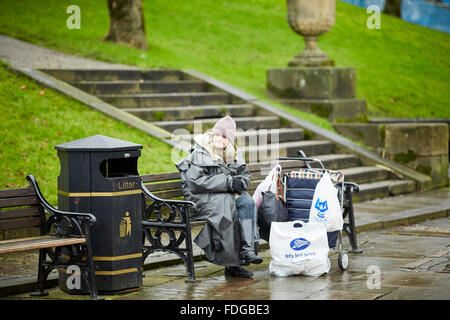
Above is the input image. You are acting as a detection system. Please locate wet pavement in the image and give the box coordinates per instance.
[2,217,449,301]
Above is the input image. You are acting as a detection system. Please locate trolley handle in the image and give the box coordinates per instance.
[298,149,312,169]
[344,182,359,193]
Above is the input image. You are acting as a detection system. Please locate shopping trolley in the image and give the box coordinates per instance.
[277,150,362,271]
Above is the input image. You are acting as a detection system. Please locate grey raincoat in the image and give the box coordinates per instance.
[175,133,251,266]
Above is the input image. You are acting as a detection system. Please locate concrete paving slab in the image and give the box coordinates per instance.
[215,285,311,300]
[355,232,450,259]
[378,286,450,300]
[354,202,420,214]
[421,218,450,228]
[385,224,450,237]
[142,274,180,288]
[382,271,450,288]
[335,255,415,274]
[354,189,450,217]
[418,257,449,273]
[247,273,331,294]
[328,279,399,296]
[305,289,382,300]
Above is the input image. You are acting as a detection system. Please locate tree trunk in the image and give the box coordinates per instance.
[104,0,148,50]
[383,0,403,17]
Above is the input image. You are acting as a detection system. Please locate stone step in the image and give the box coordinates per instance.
[175,128,305,144]
[70,80,206,95]
[256,164,383,184]
[333,123,384,149]
[286,166,386,185]
[240,140,334,162]
[246,158,358,182]
[42,69,183,82]
[352,179,416,202]
[123,104,255,121]
[245,154,361,173]
[340,166,390,184]
[98,92,231,108]
[313,154,361,170]
[152,116,281,133]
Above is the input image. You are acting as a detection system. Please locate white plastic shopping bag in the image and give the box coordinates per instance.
[252,164,282,209]
[269,221,330,277]
[309,171,343,232]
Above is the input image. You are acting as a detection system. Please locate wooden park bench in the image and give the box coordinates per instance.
[139,153,361,282]
[0,175,99,299]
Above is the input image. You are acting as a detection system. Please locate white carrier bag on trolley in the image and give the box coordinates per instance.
[309,171,343,232]
[268,221,330,277]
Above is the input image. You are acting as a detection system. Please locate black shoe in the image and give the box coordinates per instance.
[225,266,254,278]
[240,251,263,265]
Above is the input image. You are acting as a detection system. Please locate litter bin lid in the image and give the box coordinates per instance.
[55,134,143,152]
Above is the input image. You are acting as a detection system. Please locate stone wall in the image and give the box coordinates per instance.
[334,122,449,188]
[384,123,448,188]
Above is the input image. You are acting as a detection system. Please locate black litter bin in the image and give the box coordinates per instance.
[55,134,143,294]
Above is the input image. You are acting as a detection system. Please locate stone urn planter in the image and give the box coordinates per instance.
[287,0,336,66]
[266,0,367,123]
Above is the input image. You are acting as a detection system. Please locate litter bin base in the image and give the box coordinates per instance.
[59,269,143,295]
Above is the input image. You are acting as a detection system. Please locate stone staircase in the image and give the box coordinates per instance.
[42,69,417,202]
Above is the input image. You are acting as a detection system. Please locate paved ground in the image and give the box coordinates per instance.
[1,188,448,287]
[0,34,137,69]
[2,217,449,301]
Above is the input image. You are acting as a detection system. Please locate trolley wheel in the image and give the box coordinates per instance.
[338,251,349,270]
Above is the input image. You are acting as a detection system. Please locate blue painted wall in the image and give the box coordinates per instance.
[340,0,450,33]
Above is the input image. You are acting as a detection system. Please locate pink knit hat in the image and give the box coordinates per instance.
[212,115,236,142]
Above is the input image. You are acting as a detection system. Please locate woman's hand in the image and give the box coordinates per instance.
[230,176,244,194]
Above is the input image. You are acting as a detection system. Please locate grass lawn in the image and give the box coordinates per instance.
[0,61,176,205]
[0,0,448,119]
